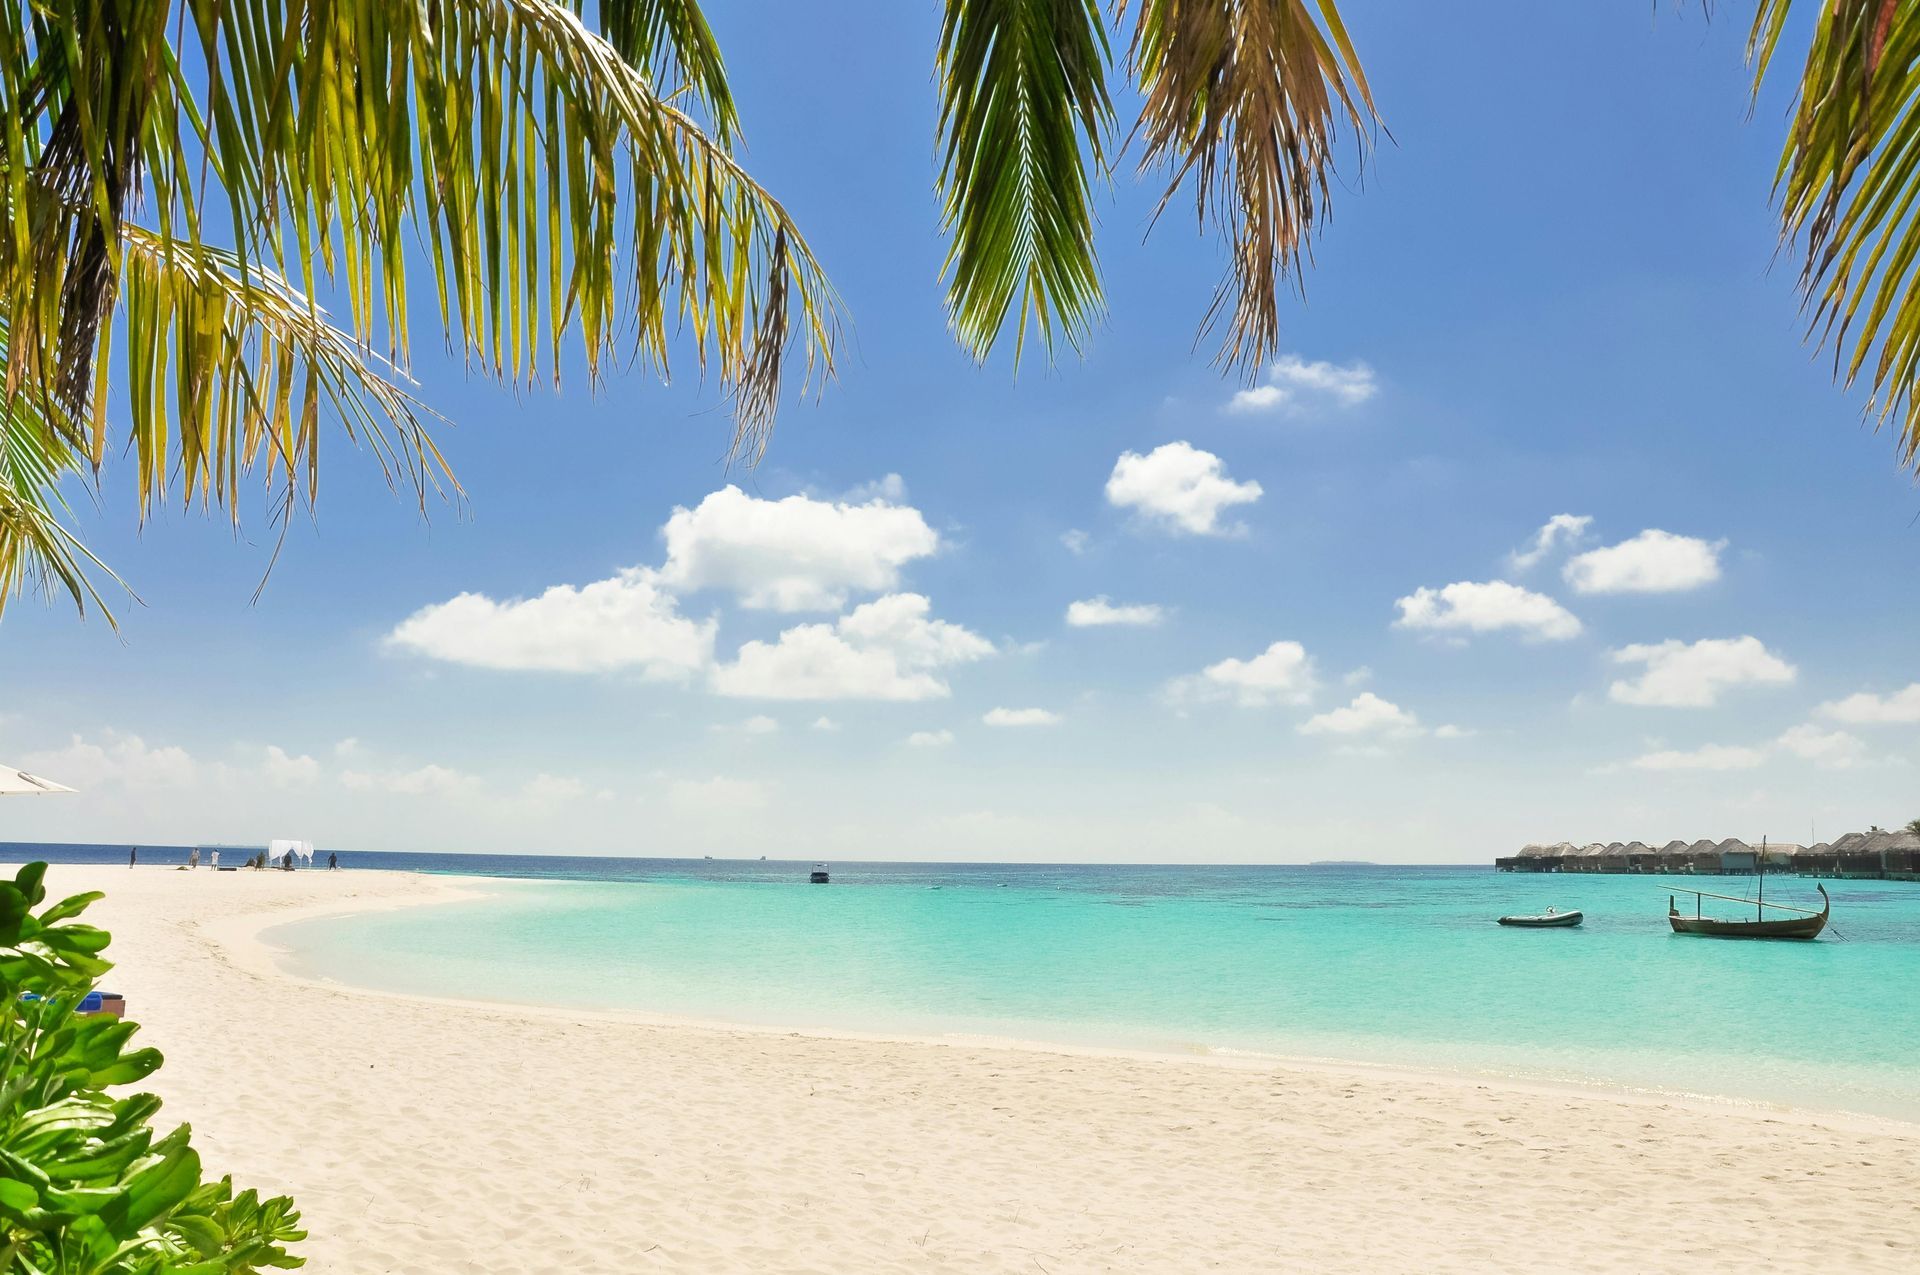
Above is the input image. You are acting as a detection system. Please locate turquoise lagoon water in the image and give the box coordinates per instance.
[270,862,1920,1119]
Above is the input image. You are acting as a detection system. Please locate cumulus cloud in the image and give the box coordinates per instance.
[1564,529,1725,594]
[1620,724,1870,774]
[342,763,480,796]
[522,773,589,802]
[1166,640,1318,708]
[1393,580,1582,641]
[1607,636,1796,708]
[657,484,940,612]
[1299,693,1420,738]
[1065,596,1165,627]
[260,745,321,788]
[983,707,1061,727]
[386,568,715,677]
[1775,724,1870,770]
[1105,442,1262,536]
[810,716,841,732]
[1225,355,1377,414]
[666,775,767,812]
[1507,514,1592,571]
[23,732,197,791]
[1060,529,1090,555]
[905,730,954,748]
[711,593,993,701]
[1628,744,1768,772]
[1817,682,1920,725]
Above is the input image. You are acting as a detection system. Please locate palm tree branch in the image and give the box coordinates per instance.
[936,0,1114,365]
[1122,0,1377,374]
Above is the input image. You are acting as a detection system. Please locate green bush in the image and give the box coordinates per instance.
[0,862,305,1272]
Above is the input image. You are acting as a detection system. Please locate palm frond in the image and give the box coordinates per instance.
[937,0,1114,364]
[1122,0,1376,374]
[1753,0,1920,469]
[0,330,122,620]
[111,224,453,522]
[595,0,739,141]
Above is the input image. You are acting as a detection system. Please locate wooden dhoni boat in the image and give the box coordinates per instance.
[1497,910,1583,928]
[1668,884,1827,939]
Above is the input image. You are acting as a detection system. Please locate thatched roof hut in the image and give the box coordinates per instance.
[1715,837,1757,874]
[1881,831,1920,878]
[1831,831,1885,877]
[1624,840,1659,872]
[1758,842,1800,868]
[1687,838,1722,873]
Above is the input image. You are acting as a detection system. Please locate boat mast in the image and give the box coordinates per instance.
[1758,836,1765,920]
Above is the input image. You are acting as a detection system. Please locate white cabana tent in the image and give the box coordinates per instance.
[268,838,315,866]
[0,766,74,795]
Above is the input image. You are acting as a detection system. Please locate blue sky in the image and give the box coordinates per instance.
[4,2,1919,860]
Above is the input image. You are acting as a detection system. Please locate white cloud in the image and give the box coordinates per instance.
[1817,683,1920,725]
[1393,580,1582,641]
[1607,636,1796,708]
[1105,442,1262,536]
[1432,724,1474,740]
[711,593,993,701]
[523,773,589,802]
[1065,597,1165,627]
[23,732,197,791]
[1225,385,1287,414]
[1060,529,1090,555]
[1628,744,1769,772]
[1226,355,1377,414]
[1299,693,1420,738]
[983,707,1061,727]
[840,473,907,504]
[342,763,480,796]
[386,568,714,677]
[1775,724,1870,770]
[657,484,940,612]
[261,745,320,788]
[1564,529,1725,594]
[1167,640,1318,708]
[905,730,954,748]
[666,775,767,811]
[810,716,841,732]
[1508,514,1592,571]
[712,715,782,736]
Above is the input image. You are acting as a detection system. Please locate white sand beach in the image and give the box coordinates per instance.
[35,864,1920,1274]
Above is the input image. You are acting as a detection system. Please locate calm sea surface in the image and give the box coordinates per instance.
[12,847,1918,1118]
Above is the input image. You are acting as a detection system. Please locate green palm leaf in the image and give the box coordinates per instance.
[937,0,1114,364]
[1753,0,1920,469]
[0,0,841,620]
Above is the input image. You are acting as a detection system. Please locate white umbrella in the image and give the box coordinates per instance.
[0,766,74,795]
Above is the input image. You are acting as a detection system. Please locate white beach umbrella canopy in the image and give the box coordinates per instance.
[0,766,74,795]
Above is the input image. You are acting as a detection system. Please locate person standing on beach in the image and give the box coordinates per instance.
[189,848,199,869]
[328,852,337,870]
[128,846,136,869]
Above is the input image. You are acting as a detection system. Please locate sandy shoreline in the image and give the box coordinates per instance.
[26,863,1920,1273]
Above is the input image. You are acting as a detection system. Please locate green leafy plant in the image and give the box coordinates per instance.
[1906,818,1920,836]
[0,862,305,1273]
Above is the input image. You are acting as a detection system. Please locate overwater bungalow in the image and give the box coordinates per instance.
[1687,838,1722,875]
[1657,839,1692,873]
[1716,838,1756,875]
[1793,842,1837,876]
[1572,842,1608,874]
[1760,842,1800,871]
[1883,831,1920,881]
[1600,841,1631,873]
[1625,841,1659,873]
[1830,832,1885,879]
